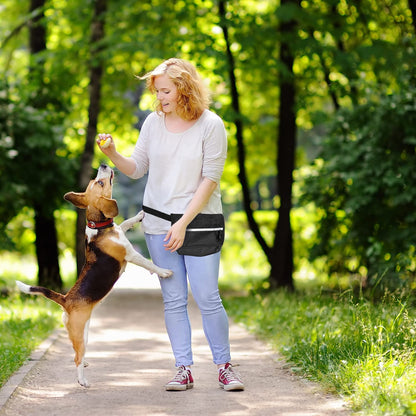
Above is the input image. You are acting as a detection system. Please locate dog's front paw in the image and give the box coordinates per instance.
[158,268,173,278]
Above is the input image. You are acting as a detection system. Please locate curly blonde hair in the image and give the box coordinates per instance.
[140,58,211,121]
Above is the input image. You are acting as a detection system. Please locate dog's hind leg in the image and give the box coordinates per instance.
[84,319,90,349]
[83,319,90,368]
[65,308,92,387]
[120,210,144,233]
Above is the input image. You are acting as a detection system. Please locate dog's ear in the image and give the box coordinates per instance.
[64,192,87,209]
[96,197,118,218]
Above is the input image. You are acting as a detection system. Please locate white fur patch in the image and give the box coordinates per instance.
[84,319,90,346]
[110,226,125,242]
[96,166,112,180]
[77,363,89,387]
[85,226,98,243]
[62,312,69,327]
[16,280,31,294]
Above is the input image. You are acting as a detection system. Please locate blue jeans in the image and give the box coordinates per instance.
[145,233,231,367]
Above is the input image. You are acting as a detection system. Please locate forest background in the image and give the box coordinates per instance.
[1,1,416,414]
[2,0,416,293]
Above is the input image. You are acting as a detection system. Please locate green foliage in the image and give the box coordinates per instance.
[221,211,271,289]
[301,76,416,291]
[0,291,61,388]
[0,252,76,293]
[1,0,416,291]
[221,206,320,289]
[4,208,36,254]
[0,81,76,250]
[224,289,416,415]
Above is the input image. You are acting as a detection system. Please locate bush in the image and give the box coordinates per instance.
[301,83,416,292]
[220,206,321,290]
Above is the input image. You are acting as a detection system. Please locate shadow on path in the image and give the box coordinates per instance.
[0,285,350,415]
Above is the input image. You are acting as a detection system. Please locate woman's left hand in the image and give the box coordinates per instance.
[164,221,187,252]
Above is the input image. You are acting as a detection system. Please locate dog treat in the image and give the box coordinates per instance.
[100,137,112,148]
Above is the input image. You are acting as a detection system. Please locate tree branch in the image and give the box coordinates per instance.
[0,6,44,50]
[218,0,272,261]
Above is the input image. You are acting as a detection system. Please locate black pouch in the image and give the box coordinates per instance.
[143,206,225,257]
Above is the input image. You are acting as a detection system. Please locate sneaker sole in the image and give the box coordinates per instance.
[219,382,245,391]
[165,383,194,391]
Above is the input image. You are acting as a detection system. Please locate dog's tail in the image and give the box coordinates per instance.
[16,280,66,307]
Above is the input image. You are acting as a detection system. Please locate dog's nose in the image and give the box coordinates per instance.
[96,164,114,183]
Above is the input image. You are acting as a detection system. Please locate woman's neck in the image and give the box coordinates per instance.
[164,112,199,133]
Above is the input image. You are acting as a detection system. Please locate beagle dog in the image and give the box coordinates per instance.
[16,164,172,387]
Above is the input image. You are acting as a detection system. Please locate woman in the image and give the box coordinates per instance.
[97,58,244,391]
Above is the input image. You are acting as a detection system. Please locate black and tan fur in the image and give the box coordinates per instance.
[17,164,172,387]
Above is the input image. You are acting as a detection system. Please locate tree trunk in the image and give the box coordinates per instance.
[269,0,299,290]
[219,0,297,290]
[29,0,63,289]
[29,0,46,56]
[34,206,62,289]
[408,0,416,31]
[75,0,107,275]
[218,0,272,261]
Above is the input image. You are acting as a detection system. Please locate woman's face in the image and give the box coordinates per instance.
[154,74,179,115]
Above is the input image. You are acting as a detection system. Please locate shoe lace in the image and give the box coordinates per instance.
[221,365,241,383]
[172,366,189,382]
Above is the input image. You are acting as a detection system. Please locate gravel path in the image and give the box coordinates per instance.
[0,267,351,416]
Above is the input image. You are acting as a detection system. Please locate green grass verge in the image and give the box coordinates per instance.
[0,253,74,388]
[0,295,62,386]
[0,292,62,388]
[223,288,416,416]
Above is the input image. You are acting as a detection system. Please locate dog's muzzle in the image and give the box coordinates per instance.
[96,164,114,183]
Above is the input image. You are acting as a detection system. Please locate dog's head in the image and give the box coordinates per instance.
[64,164,118,221]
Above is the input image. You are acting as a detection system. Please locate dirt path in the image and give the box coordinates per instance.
[0,270,351,416]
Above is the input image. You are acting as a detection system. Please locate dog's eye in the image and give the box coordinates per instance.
[98,180,104,187]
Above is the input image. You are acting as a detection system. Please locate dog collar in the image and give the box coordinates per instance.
[87,218,114,230]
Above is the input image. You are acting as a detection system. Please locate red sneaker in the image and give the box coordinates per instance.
[219,363,244,391]
[165,366,194,391]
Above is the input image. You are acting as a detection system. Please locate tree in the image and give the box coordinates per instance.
[28,0,61,289]
[295,0,416,290]
[409,0,416,30]
[0,80,73,288]
[270,0,299,290]
[218,0,299,289]
[0,0,77,288]
[217,0,271,261]
[301,77,416,291]
[75,0,108,275]
[2,0,415,292]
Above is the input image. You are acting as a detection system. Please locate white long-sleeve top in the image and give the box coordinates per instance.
[128,109,227,234]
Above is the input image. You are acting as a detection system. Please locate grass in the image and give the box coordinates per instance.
[0,292,62,387]
[0,253,71,388]
[223,287,416,415]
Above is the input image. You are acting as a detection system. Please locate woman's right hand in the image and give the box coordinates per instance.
[97,133,116,155]
[164,220,187,253]
[96,133,137,177]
